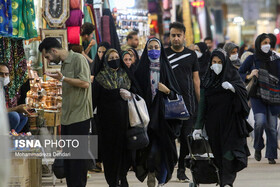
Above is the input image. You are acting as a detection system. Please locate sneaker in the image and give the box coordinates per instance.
[268,158,276,164]
[157,184,165,187]
[177,169,190,183]
[254,150,261,161]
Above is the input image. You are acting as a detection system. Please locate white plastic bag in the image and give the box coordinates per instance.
[128,94,150,128]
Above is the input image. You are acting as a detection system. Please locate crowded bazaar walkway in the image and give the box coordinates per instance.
[43,139,280,187]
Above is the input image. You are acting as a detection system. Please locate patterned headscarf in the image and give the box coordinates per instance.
[95,49,131,90]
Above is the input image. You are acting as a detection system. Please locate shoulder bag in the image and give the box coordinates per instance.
[126,93,149,150]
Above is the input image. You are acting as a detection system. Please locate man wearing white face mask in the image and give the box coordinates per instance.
[0,63,30,133]
[223,42,241,69]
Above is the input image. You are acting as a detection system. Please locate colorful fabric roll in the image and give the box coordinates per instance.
[102,15,111,45]
[0,0,13,37]
[11,0,37,39]
[70,0,80,10]
[66,9,84,27]
[67,26,81,44]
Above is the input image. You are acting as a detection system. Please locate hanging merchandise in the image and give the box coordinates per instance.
[0,0,13,37]
[43,0,70,28]
[103,9,121,52]
[11,0,38,39]
[67,26,80,45]
[148,0,158,13]
[183,0,193,46]
[1,38,28,107]
[83,4,99,59]
[66,9,84,27]
[70,0,80,10]
[102,15,111,45]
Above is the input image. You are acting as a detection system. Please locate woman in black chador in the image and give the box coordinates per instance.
[193,49,251,187]
[92,48,139,187]
[194,42,211,80]
[134,38,182,186]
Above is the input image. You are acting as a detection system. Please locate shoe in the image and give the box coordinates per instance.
[268,158,276,164]
[254,150,261,161]
[177,169,190,183]
[157,184,165,187]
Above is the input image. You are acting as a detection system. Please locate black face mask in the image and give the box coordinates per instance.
[107,59,120,69]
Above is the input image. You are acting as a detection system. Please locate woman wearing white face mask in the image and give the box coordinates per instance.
[239,33,280,165]
[194,42,211,80]
[223,42,241,69]
[193,48,251,187]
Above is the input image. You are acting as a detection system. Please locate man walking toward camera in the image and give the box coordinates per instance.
[39,37,93,187]
[165,22,200,183]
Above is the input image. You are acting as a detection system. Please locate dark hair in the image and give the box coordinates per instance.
[0,63,9,70]
[126,31,138,41]
[169,22,186,34]
[268,33,277,49]
[81,22,95,36]
[204,37,213,42]
[217,43,225,49]
[39,37,62,52]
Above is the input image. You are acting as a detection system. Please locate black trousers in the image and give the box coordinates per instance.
[178,117,194,170]
[61,119,90,187]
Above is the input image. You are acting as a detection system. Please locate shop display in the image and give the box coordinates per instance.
[42,0,70,28]
[40,29,68,73]
[115,9,149,49]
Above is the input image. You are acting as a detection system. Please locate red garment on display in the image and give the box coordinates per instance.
[102,15,111,45]
[66,10,84,27]
[70,0,80,9]
[67,26,80,44]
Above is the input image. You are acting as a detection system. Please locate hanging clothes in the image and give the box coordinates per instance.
[3,38,28,107]
[0,0,13,37]
[11,0,37,39]
[83,4,98,60]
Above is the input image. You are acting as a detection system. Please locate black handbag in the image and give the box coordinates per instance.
[126,93,149,150]
[164,94,190,120]
[246,75,258,97]
[52,158,65,179]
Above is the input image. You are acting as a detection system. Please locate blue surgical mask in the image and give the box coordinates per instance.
[148,49,161,60]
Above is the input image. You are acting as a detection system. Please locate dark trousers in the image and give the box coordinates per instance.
[178,117,194,170]
[61,119,90,187]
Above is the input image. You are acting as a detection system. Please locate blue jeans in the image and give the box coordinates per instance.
[253,107,278,159]
[8,112,28,133]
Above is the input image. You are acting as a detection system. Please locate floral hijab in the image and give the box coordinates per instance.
[95,49,131,90]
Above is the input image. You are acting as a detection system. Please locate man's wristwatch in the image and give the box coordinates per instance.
[60,76,65,82]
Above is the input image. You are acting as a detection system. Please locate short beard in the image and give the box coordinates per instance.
[172,44,184,51]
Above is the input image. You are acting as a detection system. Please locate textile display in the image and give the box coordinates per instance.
[70,0,80,10]
[101,15,111,45]
[11,0,37,39]
[0,0,13,37]
[0,38,28,107]
[83,4,98,59]
[67,26,81,44]
[66,9,84,27]
[103,9,121,52]
[183,0,193,46]
[94,8,102,42]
